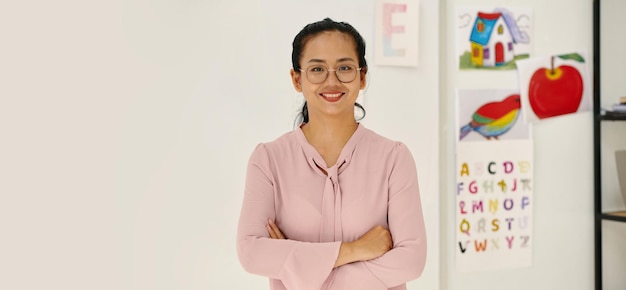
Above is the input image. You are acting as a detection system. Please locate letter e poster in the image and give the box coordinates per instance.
[375,0,419,67]
[455,89,534,272]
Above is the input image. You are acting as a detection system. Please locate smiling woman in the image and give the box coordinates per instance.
[236,18,427,290]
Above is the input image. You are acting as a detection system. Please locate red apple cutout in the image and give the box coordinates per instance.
[528,56,584,119]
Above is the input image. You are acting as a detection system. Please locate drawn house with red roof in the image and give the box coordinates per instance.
[469,8,529,67]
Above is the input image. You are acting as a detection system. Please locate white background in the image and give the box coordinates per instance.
[1,0,624,290]
[1,0,440,289]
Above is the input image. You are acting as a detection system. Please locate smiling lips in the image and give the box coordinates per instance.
[321,92,344,102]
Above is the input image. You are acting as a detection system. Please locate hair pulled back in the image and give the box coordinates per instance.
[292,18,367,125]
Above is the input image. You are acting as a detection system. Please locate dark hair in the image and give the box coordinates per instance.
[292,18,367,124]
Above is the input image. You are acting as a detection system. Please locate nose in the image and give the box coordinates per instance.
[325,69,342,84]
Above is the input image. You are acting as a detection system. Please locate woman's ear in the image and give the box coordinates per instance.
[359,67,367,90]
[290,69,302,92]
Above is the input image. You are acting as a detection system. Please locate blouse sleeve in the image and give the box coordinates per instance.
[352,143,428,288]
[236,144,342,290]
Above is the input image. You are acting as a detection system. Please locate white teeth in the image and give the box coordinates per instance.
[322,93,342,98]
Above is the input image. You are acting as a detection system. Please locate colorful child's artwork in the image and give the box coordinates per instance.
[456,7,532,70]
[375,0,419,67]
[516,52,592,122]
[457,89,531,142]
[455,89,533,272]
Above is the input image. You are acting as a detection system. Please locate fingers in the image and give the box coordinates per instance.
[266,219,286,239]
[266,224,278,239]
[379,226,393,250]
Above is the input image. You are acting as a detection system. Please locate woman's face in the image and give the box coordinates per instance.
[291,31,366,122]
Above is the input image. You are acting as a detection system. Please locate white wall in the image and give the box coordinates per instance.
[0,1,440,289]
[441,0,598,289]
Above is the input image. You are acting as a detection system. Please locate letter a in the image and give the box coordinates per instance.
[460,163,470,176]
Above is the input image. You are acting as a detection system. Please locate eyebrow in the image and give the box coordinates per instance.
[306,57,357,64]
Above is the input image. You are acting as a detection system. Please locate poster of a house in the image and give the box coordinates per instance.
[457,7,533,70]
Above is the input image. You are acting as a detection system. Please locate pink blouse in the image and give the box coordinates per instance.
[237,124,427,290]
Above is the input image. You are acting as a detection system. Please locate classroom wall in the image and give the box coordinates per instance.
[441,0,599,289]
[2,0,619,290]
[0,0,440,289]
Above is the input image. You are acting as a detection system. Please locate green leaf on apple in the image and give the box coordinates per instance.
[557,53,585,63]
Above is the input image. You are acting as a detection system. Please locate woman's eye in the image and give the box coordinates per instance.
[309,67,326,73]
[337,65,353,71]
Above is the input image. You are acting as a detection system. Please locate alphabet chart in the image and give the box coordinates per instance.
[455,89,534,272]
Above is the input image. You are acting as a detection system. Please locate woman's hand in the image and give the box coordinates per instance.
[350,225,393,262]
[266,219,286,239]
[334,225,393,268]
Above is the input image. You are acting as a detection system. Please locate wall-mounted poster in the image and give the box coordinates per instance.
[457,90,531,142]
[375,0,419,67]
[455,89,534,272]
[456,7,532,70]
[516,52,592,122]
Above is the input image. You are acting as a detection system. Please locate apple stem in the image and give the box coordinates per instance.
[550,56,555,75]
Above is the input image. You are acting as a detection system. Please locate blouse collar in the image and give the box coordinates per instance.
[295,123,366,176]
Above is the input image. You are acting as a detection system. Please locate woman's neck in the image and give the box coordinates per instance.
[301,118,358,167]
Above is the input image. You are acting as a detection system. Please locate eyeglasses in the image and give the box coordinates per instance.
[299,64,362,84]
